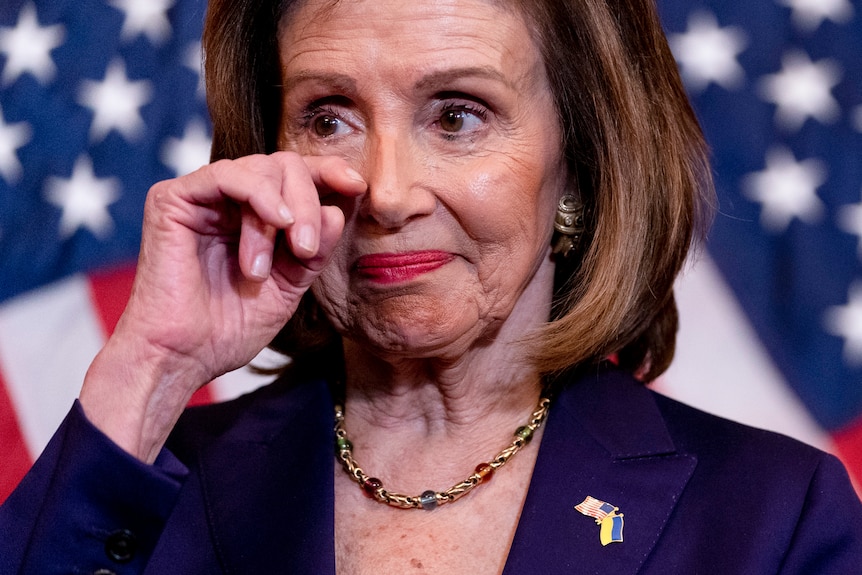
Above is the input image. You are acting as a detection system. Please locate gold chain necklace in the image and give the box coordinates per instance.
[333,395,551,511]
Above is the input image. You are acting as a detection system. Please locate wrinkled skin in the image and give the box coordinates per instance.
[80,0,567,521]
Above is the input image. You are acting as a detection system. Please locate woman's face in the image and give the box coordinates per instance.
[278,0,567,359]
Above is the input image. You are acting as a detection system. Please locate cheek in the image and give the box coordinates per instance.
[455,157,560,255]
[307,221,356,332]
[310,263,352,335]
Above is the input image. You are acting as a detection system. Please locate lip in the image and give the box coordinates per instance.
[354,251,455,284]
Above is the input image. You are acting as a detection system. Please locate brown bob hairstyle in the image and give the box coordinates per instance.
[202,0,714,383]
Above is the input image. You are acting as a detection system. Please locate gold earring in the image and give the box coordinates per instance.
[552,194,585,257]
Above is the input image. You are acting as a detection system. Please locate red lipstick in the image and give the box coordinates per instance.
[354,251,454,284]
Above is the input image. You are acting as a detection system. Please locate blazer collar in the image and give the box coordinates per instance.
[503,367,697,574]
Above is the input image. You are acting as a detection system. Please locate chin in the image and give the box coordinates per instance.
[349,305,487,360]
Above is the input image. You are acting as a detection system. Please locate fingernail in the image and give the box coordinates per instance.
[278,204,294,224]
[344,167,365,184]
[251,253,271,279]
[297,224,317,254]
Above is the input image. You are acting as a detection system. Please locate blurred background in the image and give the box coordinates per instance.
[1,0,860,502]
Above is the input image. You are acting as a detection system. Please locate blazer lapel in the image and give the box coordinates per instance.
[504,368,697,574]
[196,379,337,575]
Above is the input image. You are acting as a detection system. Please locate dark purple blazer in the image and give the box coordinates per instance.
[2,367,861,574]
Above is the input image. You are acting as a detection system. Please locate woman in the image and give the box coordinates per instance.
[2,0,861,573]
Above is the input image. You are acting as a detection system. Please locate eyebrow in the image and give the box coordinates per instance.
[283,71,358,93]
[412,66,512,91]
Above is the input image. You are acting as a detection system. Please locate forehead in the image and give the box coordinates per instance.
[281,0,523,33]
[278,0,542,82]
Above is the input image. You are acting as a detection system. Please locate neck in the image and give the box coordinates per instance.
[333,252,554,494]
[336,292,554,495]
[341,339,543,433]
[336,344,548,499]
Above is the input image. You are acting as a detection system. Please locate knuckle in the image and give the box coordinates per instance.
[240,156,285,189]
[272,150,303,164]
[206,157,237,180]
[145,180,175,212]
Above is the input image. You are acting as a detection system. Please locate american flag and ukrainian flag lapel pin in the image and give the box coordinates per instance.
[575,496,624,546]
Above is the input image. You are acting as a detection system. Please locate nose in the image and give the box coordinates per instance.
[358,130,435,229]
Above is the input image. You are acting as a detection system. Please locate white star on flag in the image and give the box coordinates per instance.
[837,198,862,260]
[161,119,212,177]
[742,146,826,233]
[77,58,153,143]
[776,0,854,33]
[0,2,65,87]
[824,283,862,366]
[108,0,176,45]
[758,51,842,132]
[0,105,32,184]
[44,155,121,239]
[669,11,747,92]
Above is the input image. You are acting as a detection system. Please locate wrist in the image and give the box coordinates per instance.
[79,335,208,463]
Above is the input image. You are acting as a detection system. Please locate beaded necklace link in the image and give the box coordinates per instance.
[334,396,551,511]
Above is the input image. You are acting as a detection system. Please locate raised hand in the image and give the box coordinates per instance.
[79,152,366,462]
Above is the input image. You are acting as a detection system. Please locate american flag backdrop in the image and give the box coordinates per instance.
[655,0,862,496]
[0,0,278,502]
[0,0,860,503]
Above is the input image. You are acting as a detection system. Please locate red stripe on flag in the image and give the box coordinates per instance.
[833,419,862,499]
[88,264,137,335]
[86,264,214,406]
[188,387,214,406]
[0,362,34,504]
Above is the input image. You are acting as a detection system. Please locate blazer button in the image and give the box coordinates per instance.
[104,529,137,563]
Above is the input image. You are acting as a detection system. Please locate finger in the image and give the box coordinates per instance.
[273,204,345,289]
[270,153,366,261]
[189,158,295,229]
[238,205,278,281]
[272,153,325,260]
[173,154,361,264]
[297,154,368,199]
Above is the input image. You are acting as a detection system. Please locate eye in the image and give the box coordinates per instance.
[440,109,466,132]
[313,114,341,137]
[300,98,355,139]
[436,103,486,135]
